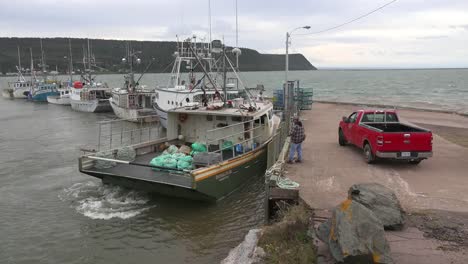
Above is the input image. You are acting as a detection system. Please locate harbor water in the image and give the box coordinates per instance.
[1,69,467,264]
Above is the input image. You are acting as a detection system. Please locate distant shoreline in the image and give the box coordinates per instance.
[313,100,468,118]
[317,67,468,71]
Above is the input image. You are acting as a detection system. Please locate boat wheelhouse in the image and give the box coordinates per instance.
[154,37,241,128]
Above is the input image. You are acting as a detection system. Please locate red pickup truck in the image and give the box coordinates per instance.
[338,110,433,164]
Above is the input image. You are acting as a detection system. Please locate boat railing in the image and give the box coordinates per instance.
[204,118,268,161]
[266,123,288,169]
[95,117,164,152]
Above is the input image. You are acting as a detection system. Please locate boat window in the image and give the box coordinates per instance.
[231,116,242,122]
[260,114,267,125]
[65,91,69,94]
[216,116,226,121]
[206,115,213,121]
[168,100,170,104]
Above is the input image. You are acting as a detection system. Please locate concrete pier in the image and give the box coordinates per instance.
[284,102,468,263]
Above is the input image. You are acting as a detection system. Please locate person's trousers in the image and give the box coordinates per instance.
[289,142,302,161]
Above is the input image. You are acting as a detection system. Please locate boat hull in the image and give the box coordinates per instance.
[31,91,60,102]
[2,89,13,99]
[47,95,71,105]
[110,99,158,123]
[79,147,268,202]
[71,99,112,113]
[13,88,30,99]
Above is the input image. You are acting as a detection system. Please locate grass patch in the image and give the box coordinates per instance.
[258,204,316,264]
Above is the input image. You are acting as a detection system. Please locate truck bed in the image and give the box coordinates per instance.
[363,123,428,133]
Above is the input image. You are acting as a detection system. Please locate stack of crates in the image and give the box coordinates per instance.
[295,87,313,110]
[273,89,284,110]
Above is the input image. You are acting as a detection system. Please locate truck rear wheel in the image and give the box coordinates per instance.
[338,129,347,146]
[364,143,375,164]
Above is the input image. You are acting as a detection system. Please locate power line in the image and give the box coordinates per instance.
[297,0,398,36]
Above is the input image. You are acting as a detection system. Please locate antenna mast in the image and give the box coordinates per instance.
[208,0,212,47]
[68,39,73,83]
[17,46,22,72]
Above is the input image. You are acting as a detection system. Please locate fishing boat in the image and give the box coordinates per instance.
[78,39,280,201]
[110,44,158,122]
[29,41,59,102]
[2,47,32,99]
[153,37,241,128]
[47,39,74,106]
[47,87,71,105]
[70,39,111,113]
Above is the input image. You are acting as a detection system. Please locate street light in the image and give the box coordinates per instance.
[284,25,310,130]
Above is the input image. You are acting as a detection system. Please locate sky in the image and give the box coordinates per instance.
[0,0,467,68]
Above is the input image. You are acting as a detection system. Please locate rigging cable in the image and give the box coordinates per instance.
[297,0,398,36]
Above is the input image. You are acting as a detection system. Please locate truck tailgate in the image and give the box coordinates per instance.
[379,132,432,152]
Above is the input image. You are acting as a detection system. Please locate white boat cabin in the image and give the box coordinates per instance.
[166,100,275,153]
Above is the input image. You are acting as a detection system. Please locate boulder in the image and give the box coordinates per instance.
[316,199,393,264]
[349,183,405,230]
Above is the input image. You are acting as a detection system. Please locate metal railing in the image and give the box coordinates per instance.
[204,118,268,161]
[266,123,288,169]
[96,116,165,152]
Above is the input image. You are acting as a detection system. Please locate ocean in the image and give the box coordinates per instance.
[0,69,467,264]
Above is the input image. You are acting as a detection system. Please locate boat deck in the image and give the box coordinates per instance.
[91,152,194,188]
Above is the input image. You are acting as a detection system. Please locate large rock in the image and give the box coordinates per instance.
[317,199,393,264]
[349,183,405,230]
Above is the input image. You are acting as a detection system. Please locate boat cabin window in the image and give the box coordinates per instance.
[260,114,267,125]
[65,91,69,94]
[231,116,242,122]
[216,116,226,121]
[206,115,213,121]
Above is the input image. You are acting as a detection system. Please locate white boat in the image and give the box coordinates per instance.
[109,46,158,122]
[2,47,32,99]
[110,86,158,122]
[47,39,74,106]
[70,39,112,113]
[70,83,111,112]
[47,87,71,105]
[154,37,242,128]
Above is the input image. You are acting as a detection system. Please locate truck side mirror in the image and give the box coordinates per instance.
[342,116,349,123]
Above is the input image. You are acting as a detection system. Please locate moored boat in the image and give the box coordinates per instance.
[47,87,71,105]
[110,45,158,122]
[79,39,279,201]
[153,37,240,128]
[70,39,111,113]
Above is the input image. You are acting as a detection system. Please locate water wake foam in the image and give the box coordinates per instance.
[60,181,154,220]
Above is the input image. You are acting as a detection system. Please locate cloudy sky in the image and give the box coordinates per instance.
[1,0,467,68]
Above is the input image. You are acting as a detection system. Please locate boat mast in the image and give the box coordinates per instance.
[222,44,227,106]
[30,48,35,83]
[68,38,73,83]
[17,46,22,73]
[87,38,92,82]
[40,39,46,74]
[235,0,239,68]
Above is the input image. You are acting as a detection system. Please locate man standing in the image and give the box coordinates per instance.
[288,117,306,164]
